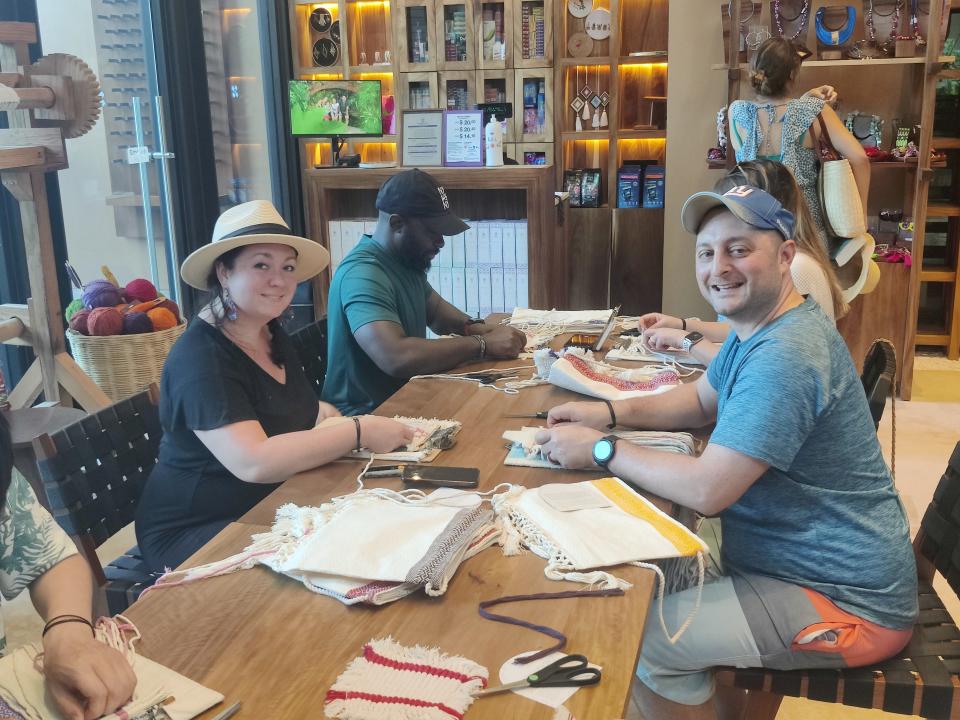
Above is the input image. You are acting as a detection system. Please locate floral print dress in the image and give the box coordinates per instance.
[0,474,76,653]
[730,96,827,244]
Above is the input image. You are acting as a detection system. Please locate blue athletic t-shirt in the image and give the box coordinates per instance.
[706,299,917,629]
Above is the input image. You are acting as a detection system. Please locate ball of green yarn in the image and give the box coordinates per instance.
[65,298,85,322]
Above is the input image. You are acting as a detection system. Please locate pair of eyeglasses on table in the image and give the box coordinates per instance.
[473,654,601,698]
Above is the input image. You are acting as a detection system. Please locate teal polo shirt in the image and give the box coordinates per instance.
[322,235,432,415]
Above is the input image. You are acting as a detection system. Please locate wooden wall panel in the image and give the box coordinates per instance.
[611,208,664,314]
[565,207,612,308]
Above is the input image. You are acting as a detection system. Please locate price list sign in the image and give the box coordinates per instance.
[401,110,444,166]
[442,110,483,167]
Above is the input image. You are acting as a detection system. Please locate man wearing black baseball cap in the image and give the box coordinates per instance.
[323,168,526,415]
[533,184,917,718]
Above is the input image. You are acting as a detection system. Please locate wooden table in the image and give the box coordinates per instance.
[125,353,681,719]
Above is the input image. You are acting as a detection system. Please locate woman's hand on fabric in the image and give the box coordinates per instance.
[804,85,837,105]
[637,313,681,332]
[547,401,611,430]
[43,622,137,720]
[642,327,686,351]
[359,416,416,453]
[316,401,341,424]
[534,425,604,469]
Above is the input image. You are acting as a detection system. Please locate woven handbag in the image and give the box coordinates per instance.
[67,323,185,402]
[815,113,866,239]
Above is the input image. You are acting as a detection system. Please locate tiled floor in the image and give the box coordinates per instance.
[4,367,960,719]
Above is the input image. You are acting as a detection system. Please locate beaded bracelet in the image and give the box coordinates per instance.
[42,614,93,638]
[603,399,617,429]
[473,335,486,359]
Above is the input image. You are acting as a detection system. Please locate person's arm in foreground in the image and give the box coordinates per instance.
[638,312,730,344]
[539,374,769,514]
[31,555,137,720]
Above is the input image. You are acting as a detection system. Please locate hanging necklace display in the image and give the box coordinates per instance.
[815,6,857,46]
[571,66,585,131]
[910,0,928,46]
[851,0,901,58]
[590,66,602,129]
[728,1,758,53]
[773,0,811,41]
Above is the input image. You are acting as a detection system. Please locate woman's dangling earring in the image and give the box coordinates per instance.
[223,288,239,321]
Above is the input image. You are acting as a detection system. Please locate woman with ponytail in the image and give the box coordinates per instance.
[729,37,869,245]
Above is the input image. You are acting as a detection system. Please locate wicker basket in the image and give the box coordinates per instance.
[67,323,186,402]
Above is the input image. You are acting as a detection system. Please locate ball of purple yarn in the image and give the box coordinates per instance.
[82,280,122,309]
[122,311,153,335]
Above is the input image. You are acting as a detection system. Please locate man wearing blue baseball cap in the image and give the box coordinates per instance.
[324,169,525,415]
[535,184,917,718]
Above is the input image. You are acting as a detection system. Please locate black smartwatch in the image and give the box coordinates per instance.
[682,331,704,352]
[592,435,620,470]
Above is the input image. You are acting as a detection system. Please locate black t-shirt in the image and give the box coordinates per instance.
[135,318,317,544]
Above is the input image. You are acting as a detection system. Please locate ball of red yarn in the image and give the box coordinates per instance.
[87,307,124,336]
[122,311,154,335]
[155,298,181,321]
[147,307,178,331]
[124,278,158,302]
[68,308,93,335]
[82,279,122,309]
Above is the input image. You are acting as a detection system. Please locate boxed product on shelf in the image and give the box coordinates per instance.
[642,165,665,209]
[617,166,642,209]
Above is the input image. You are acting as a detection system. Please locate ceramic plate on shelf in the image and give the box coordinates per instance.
[313,38,340,67]
[568,0,592,17]
[567,31,594,57]
[585,7,611,40]
[330,20,341,43]
[310,6,333,33]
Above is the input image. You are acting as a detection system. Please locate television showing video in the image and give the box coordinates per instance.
[288,79,383,137]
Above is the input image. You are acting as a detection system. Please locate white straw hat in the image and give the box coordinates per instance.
[836,233,876,304]
[180,200,330,290]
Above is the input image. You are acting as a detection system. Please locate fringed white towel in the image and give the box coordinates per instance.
[546,349,680,400]
[0,616,223,720]
[494,478,708,644]
[148,492,501,605]
[325,637,487,719]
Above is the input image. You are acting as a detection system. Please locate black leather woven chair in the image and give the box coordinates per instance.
[34,385,162,614]
[861,338,897,429]
[290,317,328,399]
[716,441,960,719]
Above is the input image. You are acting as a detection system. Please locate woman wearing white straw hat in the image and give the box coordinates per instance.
[136,201,414,572]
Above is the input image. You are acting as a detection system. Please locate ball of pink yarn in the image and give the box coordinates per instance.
[124,278,158,302]
[87,307,124,336]
[68,308,93,335]
[83,279,122,309]
[122,311,154,334]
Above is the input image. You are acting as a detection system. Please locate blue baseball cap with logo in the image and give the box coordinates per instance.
[376,168,470,236]
[680,185,796,240]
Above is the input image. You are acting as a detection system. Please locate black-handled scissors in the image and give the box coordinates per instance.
[473,654,601,697]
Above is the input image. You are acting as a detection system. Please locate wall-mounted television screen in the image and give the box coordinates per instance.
[288,79,383,137]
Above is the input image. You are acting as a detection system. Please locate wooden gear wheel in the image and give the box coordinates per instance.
[27,53,101,139]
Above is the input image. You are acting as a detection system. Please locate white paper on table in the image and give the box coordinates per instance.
[497,651,601,709]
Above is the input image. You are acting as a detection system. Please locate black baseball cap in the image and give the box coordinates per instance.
[375,168,470,236]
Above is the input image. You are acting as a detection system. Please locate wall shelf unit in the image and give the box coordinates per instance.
[553,0,668,313]
[717,0,954,399]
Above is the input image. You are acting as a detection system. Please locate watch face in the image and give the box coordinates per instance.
[593,438,614,463]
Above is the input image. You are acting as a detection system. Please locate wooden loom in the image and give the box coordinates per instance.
[0,22,110,410]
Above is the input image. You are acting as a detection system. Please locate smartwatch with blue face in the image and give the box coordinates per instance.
[592,435,620,469]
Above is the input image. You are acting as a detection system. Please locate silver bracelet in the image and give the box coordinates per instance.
[473,334,486,359]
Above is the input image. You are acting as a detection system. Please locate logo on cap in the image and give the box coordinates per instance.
[725,186,755,198]
[437,186,450,210]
